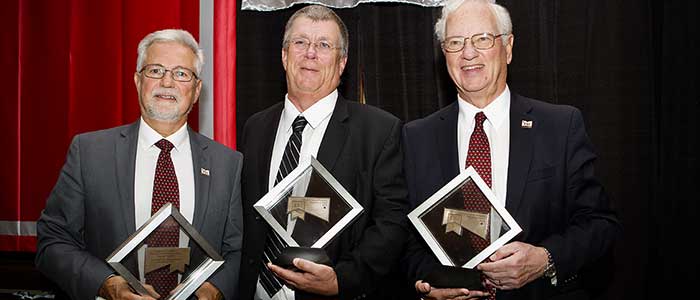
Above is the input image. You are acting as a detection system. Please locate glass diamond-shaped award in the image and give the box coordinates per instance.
[408,166,521,289]
[106,203,224,300]
[254,156,363,268]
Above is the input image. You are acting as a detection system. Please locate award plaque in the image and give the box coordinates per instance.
[254,156,363,268]
[106,203,224,300]
[408,166,521,289]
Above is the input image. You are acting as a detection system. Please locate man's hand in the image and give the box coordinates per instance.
[476,241,549,290]
[414,280,488,300]
[194,282,223,300]
[268,258,339,296]
[98,275,158,300]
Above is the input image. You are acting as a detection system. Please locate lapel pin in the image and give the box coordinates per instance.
[521,120,533,129]
[200,168,210,176]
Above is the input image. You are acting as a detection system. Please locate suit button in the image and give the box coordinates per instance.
[255,215,260,220]
[248,259,255,264]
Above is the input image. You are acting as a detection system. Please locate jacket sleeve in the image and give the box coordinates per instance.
[35,135,114,300]
[334,118,411,300]
[207,152,244,300]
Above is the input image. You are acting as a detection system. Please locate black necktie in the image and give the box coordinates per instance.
[260,115,308,297]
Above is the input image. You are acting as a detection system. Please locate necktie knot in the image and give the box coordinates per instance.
[475,112,487,127]
[292,116,308,133]
[155,139,174,153]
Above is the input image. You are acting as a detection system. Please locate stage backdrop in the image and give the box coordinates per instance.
[0,0,236,252]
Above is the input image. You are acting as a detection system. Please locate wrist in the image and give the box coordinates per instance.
[542,247,557,286]
[98,274,117,299]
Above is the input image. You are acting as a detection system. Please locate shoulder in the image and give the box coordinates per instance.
[404,102,456,133]
[245,102,284,126]
[513,93,584,125]
[191,131,243,161]
[70,123,135,148]
[342,99,401,127]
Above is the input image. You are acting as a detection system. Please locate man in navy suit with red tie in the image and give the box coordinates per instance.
[403,1,621,299]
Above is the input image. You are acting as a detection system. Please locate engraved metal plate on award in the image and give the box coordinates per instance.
[106,203,224,300]
[408,166,522,288]
[254,156,363,268]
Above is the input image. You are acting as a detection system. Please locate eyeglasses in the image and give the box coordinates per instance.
[139,64,198,82]
[442,33,509,52]
[287,37,341,55]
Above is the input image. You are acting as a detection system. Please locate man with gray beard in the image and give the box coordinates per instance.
[36,29,243,300]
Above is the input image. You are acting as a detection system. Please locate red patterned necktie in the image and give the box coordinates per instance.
[461,112,496,299]
[146,139,180,296]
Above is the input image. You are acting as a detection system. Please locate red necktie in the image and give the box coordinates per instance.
[146,139,180,296]
[461,112,496,299]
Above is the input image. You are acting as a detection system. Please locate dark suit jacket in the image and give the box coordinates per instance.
[402,93,621,300]
[36,121,243,300]
[238,97,411,300]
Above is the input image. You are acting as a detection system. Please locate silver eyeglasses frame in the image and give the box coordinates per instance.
[139,64,199,82]
[442,32,510,52]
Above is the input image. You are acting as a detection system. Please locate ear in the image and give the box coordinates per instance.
[134,72,141,92]
[505,34,514,64]
[337,55,348,76]
[282,48,289,71]
[193,79,202,105]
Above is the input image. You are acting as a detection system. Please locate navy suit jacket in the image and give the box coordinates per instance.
[36,121,243,300]
[238,96,411,300]
[403,93,621,299]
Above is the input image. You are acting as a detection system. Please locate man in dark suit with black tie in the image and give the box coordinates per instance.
[403,0,621,299]
[36,29,242,300]
[238,4,409,300]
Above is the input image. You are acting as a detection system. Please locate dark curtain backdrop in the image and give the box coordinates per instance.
[236,1,699,299]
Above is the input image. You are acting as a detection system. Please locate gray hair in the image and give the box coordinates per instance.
[136,29,204,75]
[434,0,512,45]
[282,5,349,58]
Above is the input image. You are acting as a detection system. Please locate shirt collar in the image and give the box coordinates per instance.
[282,90,338,132]
[457,85,511,130]
[138,117,189,152]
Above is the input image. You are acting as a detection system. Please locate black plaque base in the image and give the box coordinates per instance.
[273,247,332,271]
[424,265,482,290]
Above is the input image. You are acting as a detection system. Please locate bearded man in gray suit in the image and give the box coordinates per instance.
[36,29,242,300]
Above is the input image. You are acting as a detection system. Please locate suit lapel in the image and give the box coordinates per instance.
[115,121,139,234]
[438,102,460,182]
[506,94,534,215]
[317,97,349,172]
[259,104,283,195]
[190,129,211,231]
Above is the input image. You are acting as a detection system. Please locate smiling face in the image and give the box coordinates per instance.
[134,41,202,127]
[444,2,513,106]
[282,16,347,106]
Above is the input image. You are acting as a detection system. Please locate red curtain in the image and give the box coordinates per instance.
[1,0,200,251]
[214,0,237,149]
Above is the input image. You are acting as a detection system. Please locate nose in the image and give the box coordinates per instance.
[159,70,175,87]
[304,43,318,59]
[461,41,479,60]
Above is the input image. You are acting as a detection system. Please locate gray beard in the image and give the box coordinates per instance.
[145,102,182,122]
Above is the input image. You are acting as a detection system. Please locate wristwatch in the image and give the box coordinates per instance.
[543,248,558,286]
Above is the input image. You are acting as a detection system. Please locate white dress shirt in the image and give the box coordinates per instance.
[457,86,511,242]
[134,118,195,281]
[257,91,337,300]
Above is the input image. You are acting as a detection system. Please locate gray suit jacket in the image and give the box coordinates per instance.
[36,121,243,300]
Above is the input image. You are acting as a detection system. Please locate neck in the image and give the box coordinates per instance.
[288,92,329,112]
[460,84,506,109]
[143,117,186,137]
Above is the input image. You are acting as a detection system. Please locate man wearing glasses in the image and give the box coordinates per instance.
[238,4,410,300]
[403,0,620,299]
[36,29,243,300]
